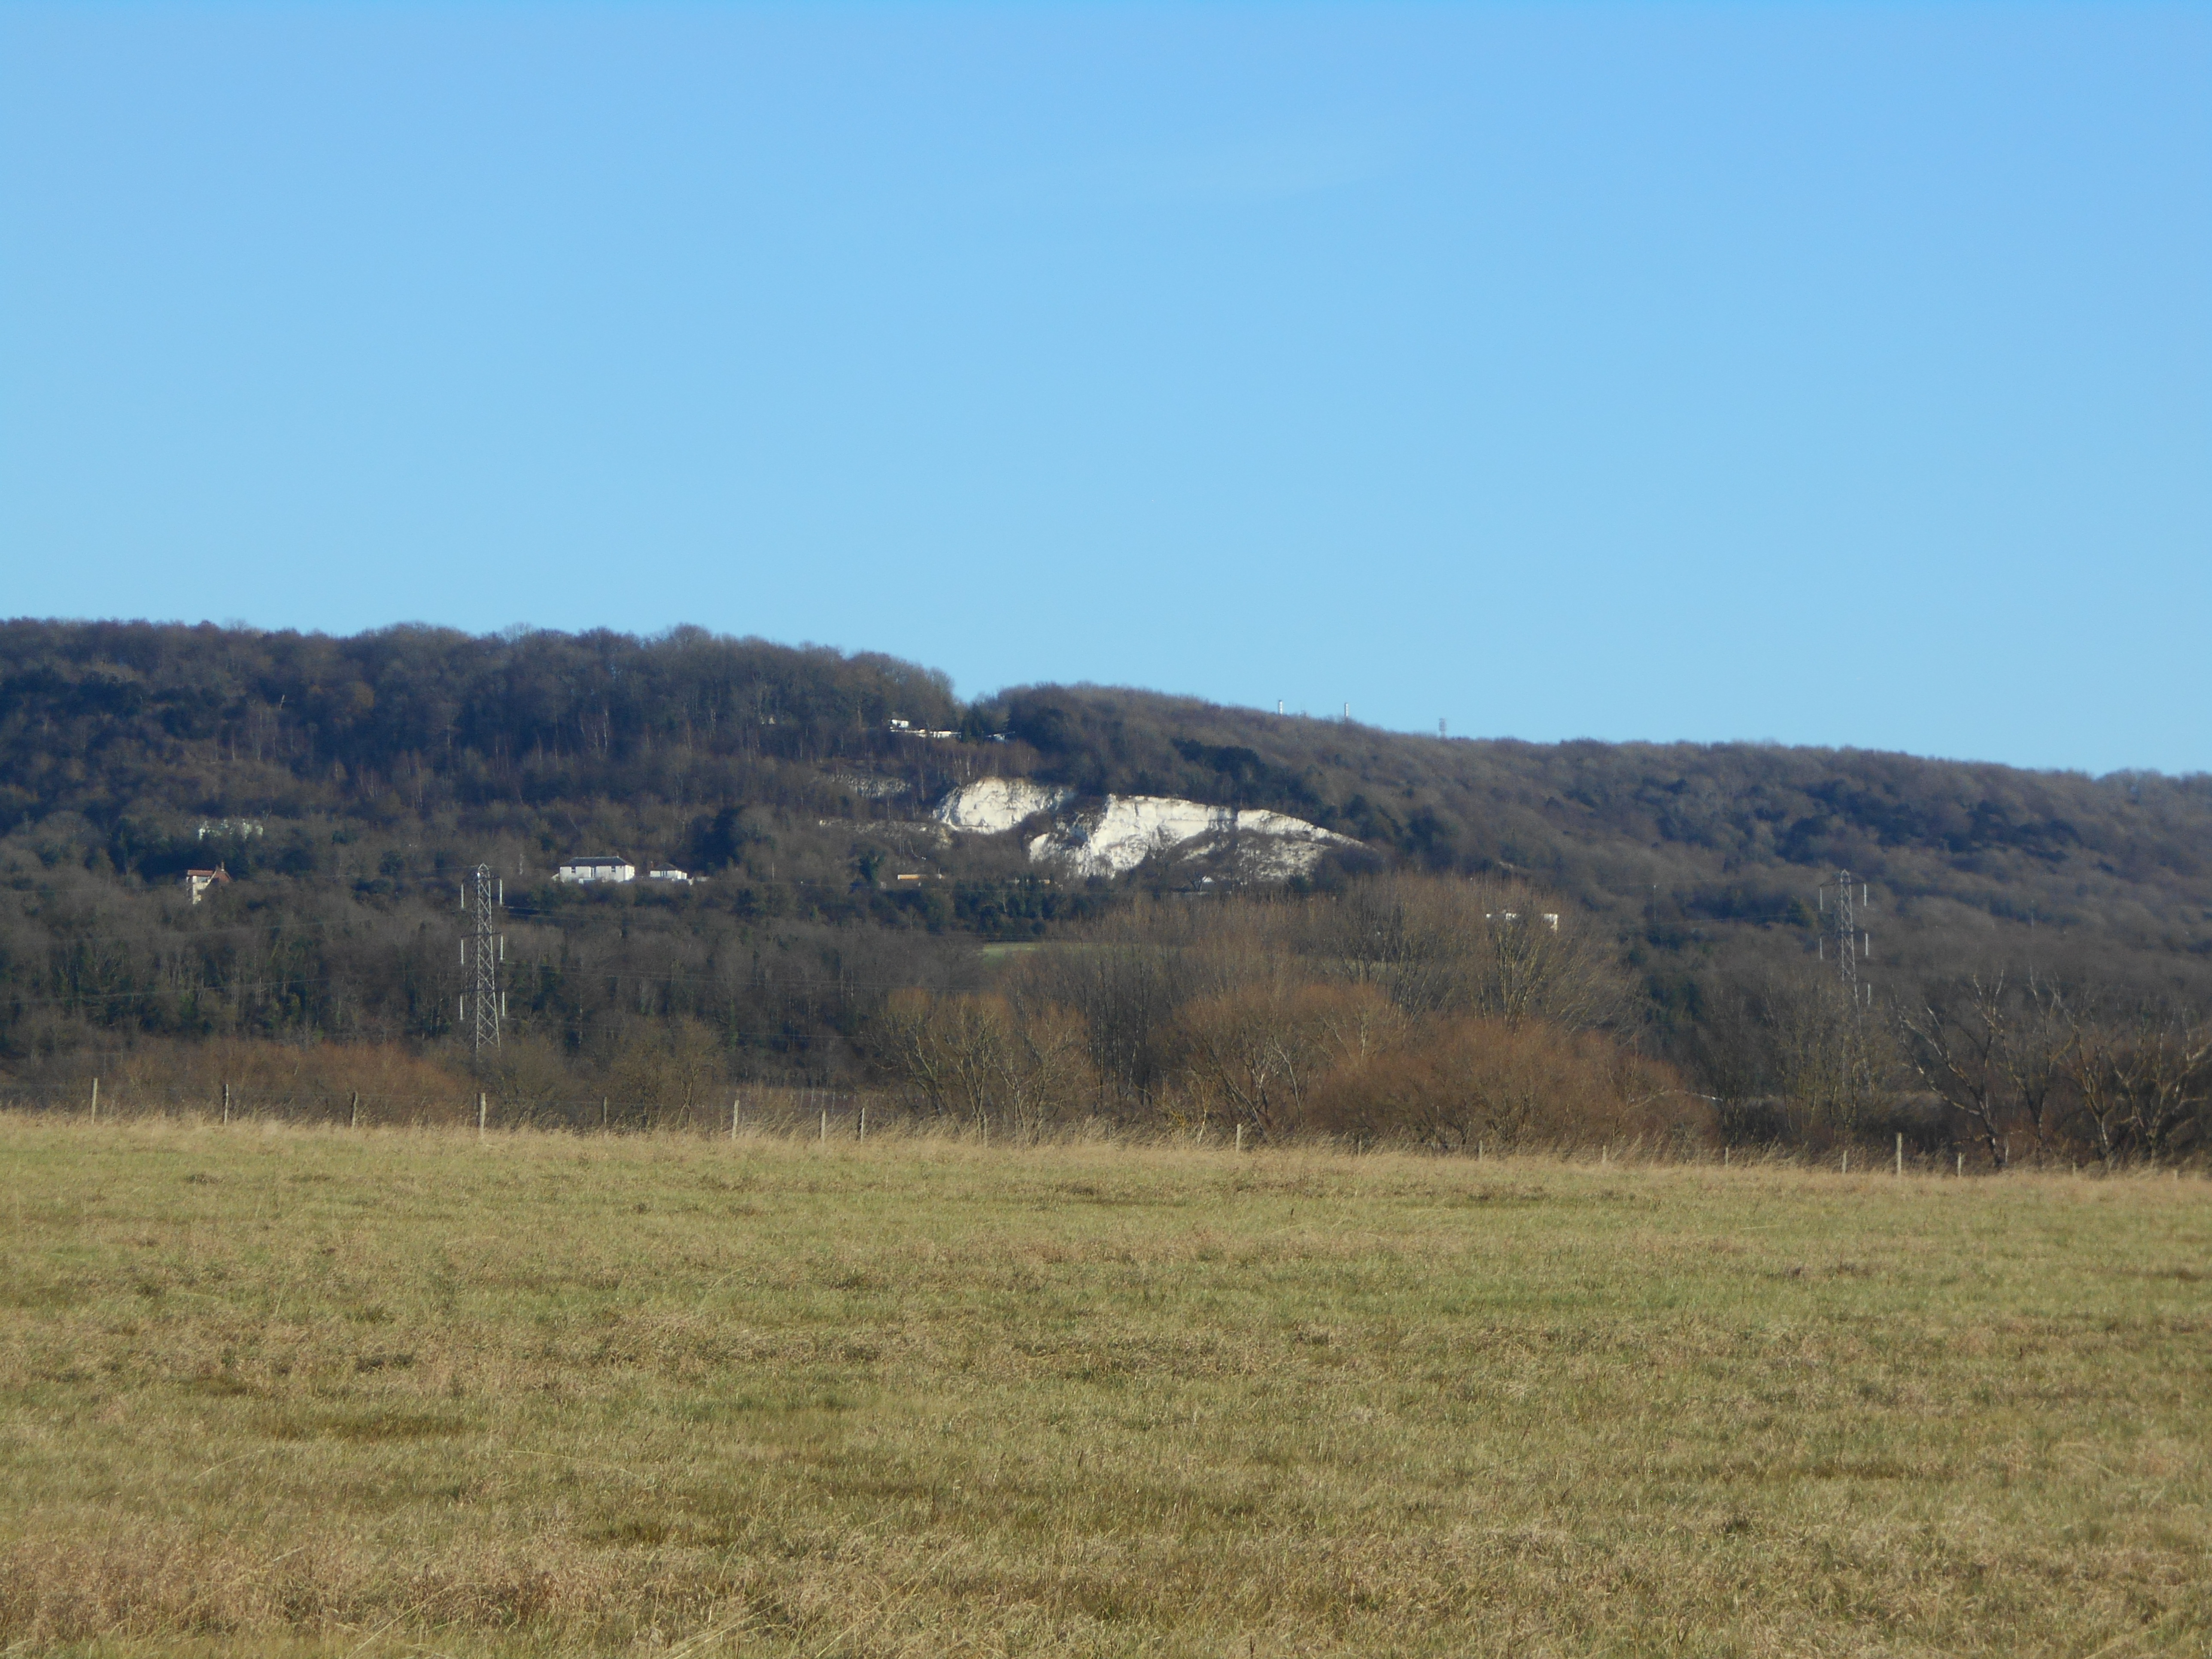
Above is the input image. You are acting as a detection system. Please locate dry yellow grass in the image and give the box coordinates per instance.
[0,1116,2206,1656]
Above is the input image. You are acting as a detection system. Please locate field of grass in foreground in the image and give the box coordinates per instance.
[0,1120,2206,1657]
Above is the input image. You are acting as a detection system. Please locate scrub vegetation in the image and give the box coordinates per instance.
[2,1115,2207,1656]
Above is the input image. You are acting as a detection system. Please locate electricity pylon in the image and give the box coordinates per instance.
[468,863,501,1057]
[1817,869,1872,1006]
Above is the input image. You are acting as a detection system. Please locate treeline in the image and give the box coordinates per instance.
[5,620,2207,1006]
[875,875,1697,1151]
[985,684,2212,1004]
[0,619,962,812]
[9,863,2203,1159]
[1,620,2208,1159]
[867,875,2210,1163]
[1899,975,2210,1167]
[0,620,981,890]
[0,843,1003,1081]
[1661,963,2211,1166]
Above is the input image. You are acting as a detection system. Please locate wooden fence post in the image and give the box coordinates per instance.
[1896,1132,1904,1176]
[478,1092,487,1138]
[222,1082,231,1125]
[90,1077,98,1124]
[731,1095,741,1141]
[351,1091,359,1130]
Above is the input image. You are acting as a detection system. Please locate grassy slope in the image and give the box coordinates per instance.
[0,1121,2206,1657]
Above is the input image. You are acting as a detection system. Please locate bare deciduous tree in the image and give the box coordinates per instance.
[1765,975,1896,1137]
[1901,975,2018,1167]
[2058,1001,2212,1165]
[1169,981,1397,1139]
[873,990,1098,1137]
[1303,874,1631,1031]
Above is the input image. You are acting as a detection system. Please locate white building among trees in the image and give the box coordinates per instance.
[556,855,635,884]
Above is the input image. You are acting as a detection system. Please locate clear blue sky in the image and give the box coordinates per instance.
[3,4,2205,775]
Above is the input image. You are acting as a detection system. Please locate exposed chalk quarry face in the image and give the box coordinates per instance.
[930,777,1077,833]
[932,780,1360,881]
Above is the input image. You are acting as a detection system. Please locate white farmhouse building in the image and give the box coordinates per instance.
[556,855,635,884]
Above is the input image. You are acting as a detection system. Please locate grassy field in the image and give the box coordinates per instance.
[0,1118,2206,1657]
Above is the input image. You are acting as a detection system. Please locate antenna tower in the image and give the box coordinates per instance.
[467,863,502,1057]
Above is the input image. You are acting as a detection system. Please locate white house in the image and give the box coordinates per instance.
[556,856,635,884]
[646,867,691,884]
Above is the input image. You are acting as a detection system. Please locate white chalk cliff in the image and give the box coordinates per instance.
[932,780,1360,881]
[930,777,1077,833]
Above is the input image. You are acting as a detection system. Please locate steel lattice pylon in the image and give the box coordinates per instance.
[468,863,501,1057]
[1817,868,1872,1004]
[1831,868,1857,992]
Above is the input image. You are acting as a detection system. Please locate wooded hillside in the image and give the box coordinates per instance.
[2,620,2206,1139]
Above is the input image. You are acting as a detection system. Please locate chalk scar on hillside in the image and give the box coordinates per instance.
[932,779,1362,881]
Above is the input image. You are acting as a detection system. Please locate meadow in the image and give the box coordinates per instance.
[0,1117,2206,1656]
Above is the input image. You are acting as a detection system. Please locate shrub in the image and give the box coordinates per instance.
[1300,1015,1703,1152]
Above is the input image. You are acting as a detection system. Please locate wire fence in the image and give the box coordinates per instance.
[0,1077,891,1137]
[2,1078,2203,1175]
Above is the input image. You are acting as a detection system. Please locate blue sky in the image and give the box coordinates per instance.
[2,3,2205,775]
